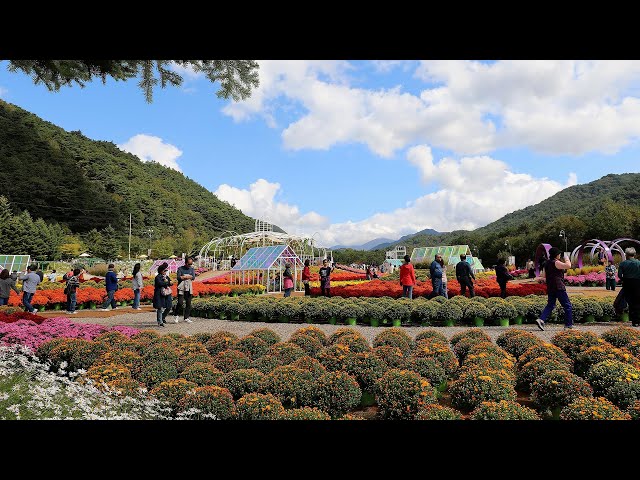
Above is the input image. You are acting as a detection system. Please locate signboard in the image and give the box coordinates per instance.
[0,255,31,273]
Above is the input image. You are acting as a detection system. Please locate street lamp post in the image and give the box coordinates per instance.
[559,230,568,254]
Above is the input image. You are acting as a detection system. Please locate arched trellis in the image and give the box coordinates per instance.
[570,238,640,268]
[535,243,552,276]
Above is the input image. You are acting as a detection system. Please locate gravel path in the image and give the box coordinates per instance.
[66,311,631,343]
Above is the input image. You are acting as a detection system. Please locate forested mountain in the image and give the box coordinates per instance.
[0,100,268,258]
[335,174,640,267]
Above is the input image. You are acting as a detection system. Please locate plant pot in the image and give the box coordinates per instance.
[278,315,290,323]
[497,318,510,327]
[443,318,455,327]
[219,312,227,320]
[620,313,630,322]
[346,317,357,326]
[38,306,46,312]
[89,302,97,310]
[77,304,84,310]
[513,315,524,325]
[391,319,402,327]
[328,316,338,325]
[370,318,380,327]
[473,316,485,327]
[304,317,315,324]
[360,391,376,407]
[602,314,612,322]
[230,313,240,321]
[584,314,596,323]
[53,304,61,311]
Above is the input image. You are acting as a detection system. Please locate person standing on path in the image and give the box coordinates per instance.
[439,257,449,299]
[65,268,81,314]
[605,259,617,291]
[526,259,535,279]
[174,257,196,323]
[18,265,41,313]
[456,254,476,298]
[536,247,573,331]
[618,247,640,327]
[100,264,119,310]
[319,259,332,297]
[283,263,294,297]
[399,254,417,300]
[153,262,172,327]
[495,258,514,299]
[0,269,20,306]
[47,270,57,282]
[302,259,311,296]
[131,262,143,310]
[428,255,444,299]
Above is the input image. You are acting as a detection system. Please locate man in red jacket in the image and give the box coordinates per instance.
[400,254,417,300]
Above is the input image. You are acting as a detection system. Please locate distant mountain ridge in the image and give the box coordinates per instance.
[331,237,397,251]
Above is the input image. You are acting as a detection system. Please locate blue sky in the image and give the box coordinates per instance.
[1,60,639,247]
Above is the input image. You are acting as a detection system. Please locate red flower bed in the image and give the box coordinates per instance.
[0,311,47,325]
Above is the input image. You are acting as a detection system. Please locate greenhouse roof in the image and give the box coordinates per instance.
[231,245,303,271]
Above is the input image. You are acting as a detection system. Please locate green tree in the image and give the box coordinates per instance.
[152,238,175,259]
[82,229,102,256]
[94,225,121,261]
[175,229,197,257]
[7,60,259,103]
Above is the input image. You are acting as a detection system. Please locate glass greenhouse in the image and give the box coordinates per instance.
[231,245,304,293]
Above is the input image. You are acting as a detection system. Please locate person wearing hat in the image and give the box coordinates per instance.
[535,246,573,330]
[153,262,173,327]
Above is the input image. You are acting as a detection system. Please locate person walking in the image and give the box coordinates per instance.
[428,254,444,299]
[18,265,41,313]
[0,269,19,306]
[100,264,119,311]
[319,259,332,297]
[605,259,617,291]
[495,258,514,299]
[131,262,143,310]
[399,254,417,300]
[439,257,449,299]
[283,263,294,297]
[535,247,573,331]
[526,258,535,278]
[153,262,172,327]
[302,259,311,296]
[366,265,372,281]
[65,268,81,314]
[174,257,196,323]
[456,254,476,298]
[618,247,640,327]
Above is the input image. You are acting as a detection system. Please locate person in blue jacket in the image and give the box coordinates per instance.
[428,254,444,299]
[100,264,119,310]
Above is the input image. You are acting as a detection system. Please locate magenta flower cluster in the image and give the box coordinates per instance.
[0,317,139,351]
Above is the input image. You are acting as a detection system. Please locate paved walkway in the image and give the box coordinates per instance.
[61,309,630,343]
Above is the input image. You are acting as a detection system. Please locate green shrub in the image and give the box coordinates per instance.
[375,369,437,419]
[453,336,485,364]
[263,365,314,408]
[137,344,179,388]
[373,345,408,370]
[279,407,331,420]
[450,328,491,347]
[150,378,197,414]
[551,330,600,361]
[190,332,214,345]
[236,336,270,360]
[449,369,516,411]
[251,354,281,374]
[409,357,448,388]
[205,331,239,356]
[179,362,223,386]
[436,301,463,325]
[411,341,457,377]
[516,357,571,393]
[288,333,324,357]
[292,356,328,379]
[415,329,448,344]
[328,328,364,345]
[334,333,371,354]
[629,400,640,420]
[314,371,362,417]
[517,343,572,371]
[560,396,631,420]
[211,349,251,373]
[219,368,265,400]
[602,326,640,349]
[318,344,356,372]
[496,330,543,359]
[48,338,107,372]
[345,351,388,392]
[470,400,540,420]
[177,385,236,419]
[291,326,327,345]
[412,301,439,325]
[373,328,412,355]
[267,342,305,365]
[415,404,463,420]
[586,359,640,397]
[531,370,592,410]
[605,379,640,410]
[236,393,284,420]
[574,343,639,377]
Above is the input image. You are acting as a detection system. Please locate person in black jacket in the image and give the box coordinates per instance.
[456,254,476,298]
[495,258,514,298]
[153,263,172,327]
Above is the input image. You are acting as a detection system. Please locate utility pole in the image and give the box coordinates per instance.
[128,213,132,261]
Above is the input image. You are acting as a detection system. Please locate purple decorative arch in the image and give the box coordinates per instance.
[535,243,552,276]
[575,239,615,269]
[611,238,640,259]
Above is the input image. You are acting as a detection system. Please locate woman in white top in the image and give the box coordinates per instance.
[131,263,143,310]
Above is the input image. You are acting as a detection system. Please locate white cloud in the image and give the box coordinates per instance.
[371,60,412,73]
[222,60,640,157]
[118,134,183,172]
[213,179,330,234]
[214,158,577,248]
[169,62,203,79]
[0,86,7,98]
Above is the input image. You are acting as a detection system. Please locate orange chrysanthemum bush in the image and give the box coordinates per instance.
[151,378,197,414]
[318,343,357,372]
[328,328,364,345]
[218,368,265,400]
[35,338,68,363]
[211,349,251,373]
[586,359,640,399]
[574,343,640,378]
[470,400,540,420]
[82,362,133,389]
[236,393,284,420]
[93,349,143,378]
[179,362,224,387]
[288,333,324,357]
[516,357,571,393]
[517,343,573,371]
[93,331,139,352]
[149,335,181,350]
[415,404,463,420]
[314,371,362,418]
[408,358,448,390]
[414,329,448,345]
[531,370,592,411]
[627,341,640,359]
[559,396,631,420]
[345,350,389,393]
[177,385,236,420]
[496,330,543,359]
[205,331,239,356]
[458,352,517,383]
[292,326,327,346]
[136,344,179,389]
[189,332,214,345]
[450,328,491,348]
[263,365,314,408]
[551,330,601,362]
[410,340,457,377]
[279,407,331,420]
[106,378,145,397]
[292,356,328,379]
[375,369,437,419]
[601,326,640,349]
[373,345,408,370]
[452,336,488,365]
[449,368,516,412]
[248,328,281,346]
[175,342,212,372]
[334,333,371,354]
[130,330,160,348]
[266,342,305,366]
[251,354,281,374]
[630,400,640,420]
[47,338,107,372]
[373,328,412,356]
[236,335,270,360]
